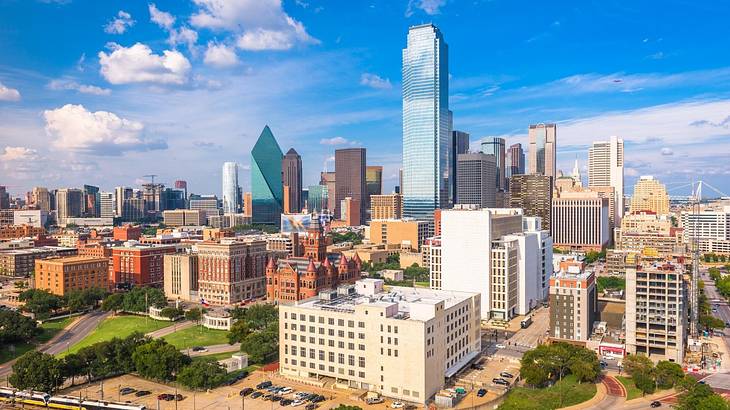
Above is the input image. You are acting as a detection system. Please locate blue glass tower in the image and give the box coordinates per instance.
[251,125,284,224]
[402,24,450,220]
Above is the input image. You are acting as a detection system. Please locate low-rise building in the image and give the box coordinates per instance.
[111,244,177,289]
[163,209,205,226]
[34,256,109,296]
[368,219,430,252]
[0,246,77,277]
[0,225,45,240]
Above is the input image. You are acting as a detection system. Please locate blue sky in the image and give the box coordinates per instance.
[1,0,730,199]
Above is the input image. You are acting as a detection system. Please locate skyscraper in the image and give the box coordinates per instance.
[100,192,114,219]
[251,125,284,224]
[402,23,450,219]
[114,186,132,217]
[589,136,625,224]
[629,176,670,215]
[83,185,100,217]
[507,143,525,178]
[320,171,336,213]
[56,188,84,225]
[307,185,328,213]
[480,137,506,191]
[32,187,51,212]
[174,180,188,199]
[366,165,383,201]
[456,153,496,208]
[0,186,9,209]
[450,131,470,202]
[282,148,303,214]
[528,123,557,179]
[509,174,553,233]
[334,148,366,225]
[222,162,240,214]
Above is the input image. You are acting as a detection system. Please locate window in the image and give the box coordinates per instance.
[358,357,365,368]
[338,353,345,364]
[348,355,355,366]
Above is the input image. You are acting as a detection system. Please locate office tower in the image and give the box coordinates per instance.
[189,195,220,221]
[56,188,84,225]
[440,207,553,319]
[626,261,687,363]
[528,123,557,179]
[99,192,114,219]
[114,186,132,217]
[197,238,267,305]
[589,136,625,224]
[456,153,496,208]
[174,180,188,199]
[681,207,730,254]
[243,192,253,217]
[509,175,553,232]
[121,198,146,222]
[307,185,328,213]
[402,24,450,219]
[278,278,480,404]
[506,143,525,178]
[162,187,186,210]
[370,194,403,220]
[32,187,51,213]
[552,191,610,251]
[251,125,284,224]
[334,148,366,224]
[549,260,597,341]
[83,185,100,217]
[35,256,109,296]
[451,131,470,201]
[282,148,303,214]
[320,172,337,214]
[0,186,9,209]
[480,137,506,191]
[366,165,383,207]
[163,253,198,302]
[142,182,164,214]
[163,209,204,226]
[222,161,240,214]
[629,176,670,215]
[398,169,403,195]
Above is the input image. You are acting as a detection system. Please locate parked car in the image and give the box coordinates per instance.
[492,378,510,386]
[263,394,274,401]
[257,381,273,389]
[272,396,283,402]
[134,390,151,397]
[477,389,487,397]
[174,394,183,401]
[366,397,384,405]
[291,399,305,406]
[304,404,318,410]
[651,401,662,408]
[471,363,484,370]
[282,399,293,406]
[251,392,263,399]
[240,388,254,396]
[500,372,514,378]
[280,387,294,394]
[390,402,405,408]
[119,387,136,395]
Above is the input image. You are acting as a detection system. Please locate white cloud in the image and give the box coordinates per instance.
[98,43,191,85]
[43,104,167,155]
[319,136,361,146]
[406,0,447,17]
[0,146,39,161]
[0,82,21,101]
[660,147,674,156]
[168,26,199,50]
[149,3,175,29]
[104,10,135,34]
[204,43,239,67]
[190,0,318,51]
[360,73,392,90]
[48,79,112,95]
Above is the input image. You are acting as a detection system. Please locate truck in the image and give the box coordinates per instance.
[520,316,532,329]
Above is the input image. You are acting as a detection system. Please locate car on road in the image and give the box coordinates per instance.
[492,378,510,386]
[191,346,207,352]
[390,401,405,408]
[119,387,136,395]
[134,390,151,397]
[495,344,506,349]
[651,401,662,408]
[240,388,254,396]
[726,321,730,328]
[477,389,487,397]
[366,397,384,405]
[600,361,608,368]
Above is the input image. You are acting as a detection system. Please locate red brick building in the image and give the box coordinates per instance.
[0,225,45,240]
[266,217,361,302]
[113,225,142,241]
[78,243,116,290]
[111,244,176,289]
[197,238,268,306]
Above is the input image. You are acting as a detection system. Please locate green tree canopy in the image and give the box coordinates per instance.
[176,359,228,390]
[18,288,64,319]
[10,351,65,393]
[100,292,124,312]
[633,370,656,396]
[185,307,204,323]
[0,310,38,343]
[622,354,654,377]
[228,320,251,345]
[132,339,190,381]
[240,322,278,364]
[655,361,685,389]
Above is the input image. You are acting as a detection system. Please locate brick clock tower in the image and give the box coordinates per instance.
[304,213,326,262]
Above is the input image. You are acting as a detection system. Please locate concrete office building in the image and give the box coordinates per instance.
[366,166,383,209]
[456,153,496,208]
[370,194,403,220]
[99,192,114,219]
[549,260,598,341]
[680,207,730,243]
[509,174,553,233]
[56,188,84,225]
[197,238,268,305]
[114,187,133,217]
[122,198,146,222]
[13,210,47,228]
[625,261,687,363]
[163,209,205,226]
[629,176,670,215]
[368,219,430,252]
[0,246,77,277]
[35,256,109,296]
[480,137,506,191]
[450,131,470,202]
[163,252,199,302]
[335,148,366,224]
[528,123,557,179]
[589,136,625,224]
[283,149,303,214]
[278,279,481,404]
[552,192,610,251]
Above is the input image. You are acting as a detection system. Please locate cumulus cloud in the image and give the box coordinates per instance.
[0,82,21,101]
[149,3,175,29]
[104,10,135,34]
[148,4,198,53]
[98,43,191,85]
[319,136,360,146]
[204,43,239,67]
[0,146,39,161]
[360,73,392,90]
[48,79,111,95]
[168,26,199,50]
[43,104,167,155]
[406,0,447,17]
[660,147,674,156]
[190,0,318,51]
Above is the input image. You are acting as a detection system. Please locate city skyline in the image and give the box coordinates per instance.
[2,1,730,197]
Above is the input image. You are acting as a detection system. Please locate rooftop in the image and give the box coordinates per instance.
[40,255,108,264]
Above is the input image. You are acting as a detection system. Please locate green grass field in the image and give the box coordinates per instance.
[59,315,173,357]
[616,375,661,400]
[498,375,597,410]
[162,325,230,349]
[0,317,74,364]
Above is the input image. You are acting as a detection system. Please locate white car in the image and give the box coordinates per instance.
[390,402,405,409]
[290,399,305,407]
[280,387,294,394]
[495,344,506,349]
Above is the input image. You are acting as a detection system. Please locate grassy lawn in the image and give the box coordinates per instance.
[615,376,670,401]
[162,325,230,349]
[0,317,74,364]
[60,315,173,357]
[498,375,597,410]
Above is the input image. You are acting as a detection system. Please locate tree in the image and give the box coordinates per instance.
[695,394,730,410]
[65,287,107,313]
[159,307,183,320]
[9,351,65,393]
[654,361,685,389]
[622,354,654,377]
[569,348,601,383]
[240,323,278,363]
[176,359,228,390]
[520,348,551,386]
[18,288,64,319]
[633,370,656,396]
[0,310,38,343]
[62,353,87,386]
[228,320,251,344]
[185,307,204,324]
[242,304,278,331]
[596,276,626,292]
[676,383,723,410]
[101,292,124,313]
[132,339,190,381]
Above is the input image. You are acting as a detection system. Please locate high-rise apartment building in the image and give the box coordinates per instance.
[197,238,267,305]
[589,136,625,224]
[480,137,506,191]
[509,174,553,233]
[552,192,610,251]
[114,187,132,217]
[370,194,403,220]
[626,261,687,363]
[629,176,670,215]
[456,153,496,208]
[335,148,366,225]
[122,198,146,222]
[549,259,598,341]
[0,186,9,209]
[56,188,84,225]
[252,126,284,224]
[528,123,557,179]
[506,143,525,179]
[283,148,303,214]
[402,24,450,219]
[368,219,430,252]
[451,131,470,202]
[222,162,240,214]
[278,279,481,404]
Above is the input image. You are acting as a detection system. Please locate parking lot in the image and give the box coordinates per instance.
[451,353,521,409]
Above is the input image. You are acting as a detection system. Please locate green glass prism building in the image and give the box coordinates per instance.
[402,23,450,220]
[251,125,284,224]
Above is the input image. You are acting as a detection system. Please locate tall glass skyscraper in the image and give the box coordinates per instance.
[402,24,450,220]
[222,161,239,214]
[480,137,506,191]
[251,125,284,224]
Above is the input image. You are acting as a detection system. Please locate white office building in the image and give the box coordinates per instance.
[100,192,114,219]
[589,136,624,224]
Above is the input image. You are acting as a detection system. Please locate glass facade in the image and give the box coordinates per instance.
[308,185,328,213]
[222,162,239,214]
[480,137,506,191]
[402,24,450,220]
[251,125,284,224]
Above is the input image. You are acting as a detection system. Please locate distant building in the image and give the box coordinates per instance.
[0,246,77,277]
[549,260,598,341]
[56,188,84,225]
[480,137,506,191]
[456,152,496,208]
[552,192,610,251]
[506,143,525,179]
[32,187,51,213]
[307,185,328,213]
[450,131,470,202]
[222,162,240,214]
[509,174,553,233]
[100,192,114,219]
[283,148,303,214]
[368,219,430,252]
[35,256,109,296]
[197,238,267,305]
[629,176,669,215]
[251,126,284,224]
[528,123,557,179]
[340,197,361,227]
[589,136,625,224]
[0,224,45,240]
[163,209,205,226]
[335,148,366,224]
[320,172,337,214]
[122,198,146,222]
[370,194,403,220]
[113,225,141,241]
[365,165,383,210]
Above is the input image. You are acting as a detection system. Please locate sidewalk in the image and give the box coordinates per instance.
[144,320,193,338]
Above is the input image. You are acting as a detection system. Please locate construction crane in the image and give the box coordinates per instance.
[142,174,158,184]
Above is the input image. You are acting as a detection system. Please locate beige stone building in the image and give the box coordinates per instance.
[163,209,205,226]
[370,194,402,220]
[278,279,481,404]
[163,252,199,301]
[629,176,669,215]
[368,219,430,252]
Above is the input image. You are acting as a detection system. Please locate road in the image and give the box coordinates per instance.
[185,342,241,357]
[0,310,110,379]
